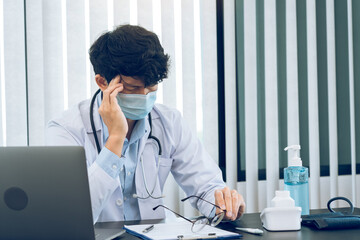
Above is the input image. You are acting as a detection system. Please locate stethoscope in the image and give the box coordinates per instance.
[90,89,165,199]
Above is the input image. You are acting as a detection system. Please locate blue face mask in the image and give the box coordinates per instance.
[116,91,157,120]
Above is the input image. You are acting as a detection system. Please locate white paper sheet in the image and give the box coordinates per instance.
[124,220,241,240]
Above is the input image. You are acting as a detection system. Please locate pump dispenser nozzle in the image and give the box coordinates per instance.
[284,145,302,166]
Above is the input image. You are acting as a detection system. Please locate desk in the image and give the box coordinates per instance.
[95,208,360,240]
[219,207,360,240]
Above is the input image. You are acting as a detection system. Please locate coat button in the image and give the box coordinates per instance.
[116,199,123,206]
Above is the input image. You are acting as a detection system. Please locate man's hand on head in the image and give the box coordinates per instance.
[215,187,246,221]
[97,75,128,157]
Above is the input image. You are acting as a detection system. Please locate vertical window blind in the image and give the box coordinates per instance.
[233,0,360,213]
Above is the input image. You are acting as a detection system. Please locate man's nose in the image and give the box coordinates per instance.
[139,88,150,95]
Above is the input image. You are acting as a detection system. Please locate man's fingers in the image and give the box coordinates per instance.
[102,75,122,103]
[231,190,239,221]
[215,187,246,221]
[98,83,123,119]
[222,187,232,219]
[237,194,246,218]
[110,85,124,104]
[102,85,118,103]
[215,190,225,214]
[108,75,121,86]
[103,84,123,106]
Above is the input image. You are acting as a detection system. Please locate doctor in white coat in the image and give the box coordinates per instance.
[46,24,245,223]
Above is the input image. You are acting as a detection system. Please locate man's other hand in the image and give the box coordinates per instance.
[215,187,246,221]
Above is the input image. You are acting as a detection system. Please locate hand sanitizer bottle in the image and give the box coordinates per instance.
[283,145,309,215]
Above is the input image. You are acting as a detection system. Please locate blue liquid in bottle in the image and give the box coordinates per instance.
[284,166,309,215]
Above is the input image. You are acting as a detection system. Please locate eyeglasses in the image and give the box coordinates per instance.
[181,195,226,228]
[153,195,226,233]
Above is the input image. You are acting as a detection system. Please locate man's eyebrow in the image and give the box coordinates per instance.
[122,79,142,87]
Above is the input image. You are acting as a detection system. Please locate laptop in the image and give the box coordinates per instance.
[0,146,125,240]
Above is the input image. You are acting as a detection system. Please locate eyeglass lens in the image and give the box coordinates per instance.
[210,212,225,227]
[192,217,209,232]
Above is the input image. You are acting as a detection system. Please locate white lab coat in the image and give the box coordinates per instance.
[46,98,226,222]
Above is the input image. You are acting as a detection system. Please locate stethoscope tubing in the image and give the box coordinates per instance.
[90,89,102,153]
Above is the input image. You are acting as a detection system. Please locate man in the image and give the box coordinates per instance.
[46,24,245,223]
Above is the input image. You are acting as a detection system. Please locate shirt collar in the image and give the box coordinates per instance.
[129,118,147,144]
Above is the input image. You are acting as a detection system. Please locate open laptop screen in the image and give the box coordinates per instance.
[0,146,95,240]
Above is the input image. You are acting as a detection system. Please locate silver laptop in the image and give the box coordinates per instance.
[0,146,125,240]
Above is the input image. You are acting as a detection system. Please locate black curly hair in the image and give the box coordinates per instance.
[89,24,170,87]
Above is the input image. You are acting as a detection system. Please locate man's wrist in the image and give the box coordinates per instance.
[105,135,125,157]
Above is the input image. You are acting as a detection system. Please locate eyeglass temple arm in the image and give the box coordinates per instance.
[181,195,225,212]
[153,205,193,223]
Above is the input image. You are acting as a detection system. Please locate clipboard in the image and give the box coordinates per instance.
[124,221,242,240]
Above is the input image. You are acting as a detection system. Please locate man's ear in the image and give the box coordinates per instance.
[95,74,108,91]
